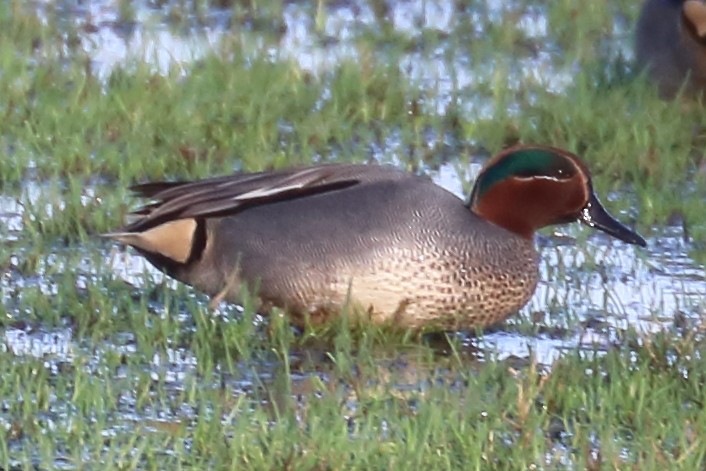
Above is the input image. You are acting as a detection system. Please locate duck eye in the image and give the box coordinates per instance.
[550,167,570,178]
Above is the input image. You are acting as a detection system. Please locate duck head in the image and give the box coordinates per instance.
[468,145,647,247]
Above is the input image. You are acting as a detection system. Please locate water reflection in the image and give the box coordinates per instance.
[24,0,579,112]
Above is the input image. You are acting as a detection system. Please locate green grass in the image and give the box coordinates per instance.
[0,0,705,469]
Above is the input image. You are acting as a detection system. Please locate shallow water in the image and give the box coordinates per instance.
[2,0,706,466]
[26,0,590,114]
[2,158,703,366]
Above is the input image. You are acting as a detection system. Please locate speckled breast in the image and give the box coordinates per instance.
[280,237,540,330]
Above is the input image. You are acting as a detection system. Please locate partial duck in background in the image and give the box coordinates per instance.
[636,0,706,98]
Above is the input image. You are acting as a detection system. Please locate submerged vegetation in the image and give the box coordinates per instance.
[0,0,705,468]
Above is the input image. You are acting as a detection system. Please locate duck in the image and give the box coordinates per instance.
[105,145,646,330]
[635,0,706,98]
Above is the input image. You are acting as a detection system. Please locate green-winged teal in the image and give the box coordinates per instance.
[636,0,706,98]
[106,145,646,330]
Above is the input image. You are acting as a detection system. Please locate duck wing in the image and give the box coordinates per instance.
[122,163,408,232]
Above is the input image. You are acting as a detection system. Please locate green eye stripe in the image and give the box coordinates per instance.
[472,149,575,201]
